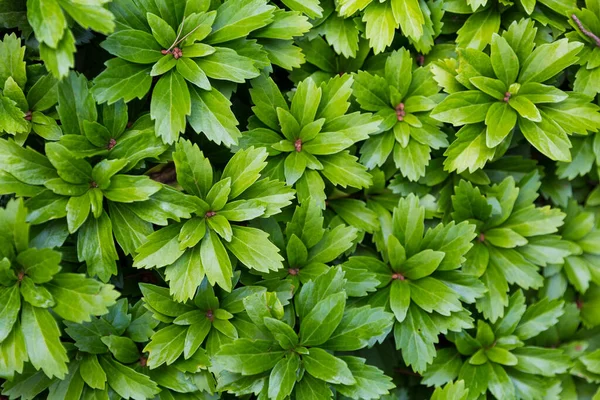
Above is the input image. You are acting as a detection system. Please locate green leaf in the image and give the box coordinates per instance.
[409,277,462,315]
[221,146,268,199]
[363,1,396,54]
[303,347,355,385]
[103,175,162,203]
[291,77,322,126]
[335,356,395,399]
[294,373,333,399]
[196,47,260,83]
[21,303,68,379]
[322,305,394,351]
[392,0,424,41]
[512,347,570,376]
[140,283,195,317]
[101,30,163,64]
[320,151,372,189]
[392,194,424,256]
[134,223,185,269]
[39,30,76,78]
[214,338,285,375]
[431,380,469,400]
[45,273,118,323]
[16,248,60,283]
[0,285,20,342]
[485,102,517,147]
[188,85,240,146]
[394,306,438,372]
[268,353,300,400]
[518,116,571,162]
[299,292,346,346]
[79,354,106,390]
[281,0,322,18]
[515,297,564,340]
[91,59,152,104]
[490,33,519,85]
[456,8,500,51]
[518,39,582,84]
[151,71,191,144]
[147,13,176,49]
[98,356,160,399]
[431,91,494,125]
[306,224,357,264]
[509,96,541,122]
[225,226,283,273]
[77,213,118,282]
[58,0,114,34]
[201,229,233,291]
[328,198,378,233]
[27,0,66,48]
[319,14,359,58]
[20,276,54,308]
[207,0,274,44]
[144,324,187,367]
[101,336,139,364]
[45,142,92,185]
[444,124,496,174]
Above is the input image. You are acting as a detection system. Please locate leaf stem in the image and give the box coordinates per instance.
[168,18,207,51]
[571,14,600,48]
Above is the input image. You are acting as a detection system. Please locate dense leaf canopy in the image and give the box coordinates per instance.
[0,0,600,399]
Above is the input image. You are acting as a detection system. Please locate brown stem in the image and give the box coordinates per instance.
[572,14,600,47]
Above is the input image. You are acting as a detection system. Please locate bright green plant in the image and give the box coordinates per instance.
[240,74,380,208]
[133,140,294,296]
[432,19,600,168]
[0,198,119,380]
[95,0,276,145]
[451,172,568,322]
[354,48,448,181]
[342,194,481,372]
[213,267,396,399]
[2,0,600,398]
[425,291,570,399]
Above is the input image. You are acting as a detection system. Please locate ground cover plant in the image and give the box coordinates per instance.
[1,0,600,399]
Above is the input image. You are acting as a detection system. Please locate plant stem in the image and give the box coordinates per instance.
[572,14,600,47]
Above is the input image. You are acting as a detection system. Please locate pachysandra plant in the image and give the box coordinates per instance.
[425,290,570,400]
[354,48,448,181]
[432,19,600,168]
[0,34,62,144]
[95,0,276,145]
[568,0,600,96]
[336,0,427,53]
[532,300,600,398]
[213,267,396,399]
[240,74,380,208]
[0,198,119,380]
[249,7,312,71]
[42,299,160,400]
[4,0,600,398]
[134,140,294,297]
[260,199,359,286]
[141,281,242,362]
[542,200,600,326]
[452,172,567,322]
[27,0,115,77]
[0,130,165,281]
[342,194,482,372]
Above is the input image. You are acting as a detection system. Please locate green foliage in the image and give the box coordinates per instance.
[1,0,600,399]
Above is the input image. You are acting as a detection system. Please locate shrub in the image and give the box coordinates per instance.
[0,0,600,399]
